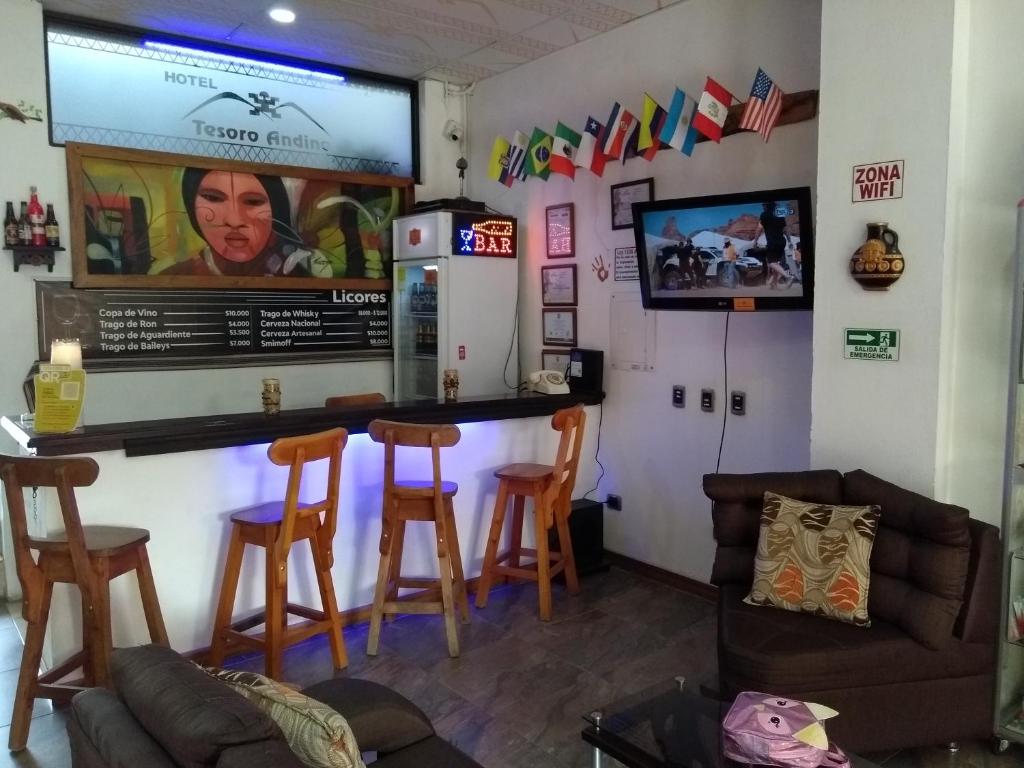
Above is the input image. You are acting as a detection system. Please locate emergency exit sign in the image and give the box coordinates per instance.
[844,328,900,361]
[852,160,904,202]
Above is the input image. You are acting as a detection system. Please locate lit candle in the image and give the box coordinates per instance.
[50,339,82,369]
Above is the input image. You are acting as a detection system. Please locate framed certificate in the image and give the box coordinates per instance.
[542,308,577,346]
[541,264,577,306]
[542,349,571,373]
[610,177,654,230]
[545,203,575,258]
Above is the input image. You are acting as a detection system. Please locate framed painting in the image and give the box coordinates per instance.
[66,143,414,290]
[545,203,574,258]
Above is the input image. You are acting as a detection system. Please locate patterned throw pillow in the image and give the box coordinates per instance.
[745,491,881,626]
[203,666,366,768]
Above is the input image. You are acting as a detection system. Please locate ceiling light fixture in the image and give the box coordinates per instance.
[268,7,296,23]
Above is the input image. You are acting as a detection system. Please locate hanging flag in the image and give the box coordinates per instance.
[576,116,608,177]
[602,102,636,160]
[508,130,530,181]
[550,122,582,179]
[659,88,700,156]
[693,77,735,143]
[622,118,642,162]
[488,135,512,183]
[738,68,785,141]
[525,127,553,180]
[638,93,668,161]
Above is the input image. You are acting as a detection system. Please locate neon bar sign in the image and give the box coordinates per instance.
[451,213,517,257]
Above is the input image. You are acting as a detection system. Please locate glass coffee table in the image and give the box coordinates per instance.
[581,677,881,768]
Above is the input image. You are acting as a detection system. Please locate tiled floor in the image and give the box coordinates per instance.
[0,568,1021,767]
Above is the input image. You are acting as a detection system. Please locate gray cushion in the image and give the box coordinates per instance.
[301,677,434,754]
[69,688,177,768]
[111,645,284,767]
[843,470,970,649]
[216,741,308,768]
[372,735,483,768]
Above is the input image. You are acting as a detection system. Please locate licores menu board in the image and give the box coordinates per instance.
[36,282,390,364]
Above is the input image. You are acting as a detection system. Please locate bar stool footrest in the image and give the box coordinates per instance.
[39,650,88,684]
[382,600,444,615]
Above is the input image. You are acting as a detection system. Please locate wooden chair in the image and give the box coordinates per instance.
[475,404,587,621]
[208,428,348,680]
[366,420,469,658]
[0,454,167,752]
[324,392,386,408]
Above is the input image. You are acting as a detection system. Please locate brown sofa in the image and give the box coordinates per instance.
[703,469,999,753]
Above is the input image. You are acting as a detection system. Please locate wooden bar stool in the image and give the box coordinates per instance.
[366,420,469,658]
[0,455,168,752]
[208,428,348,680]
[324,392,386,408]
[475,404,587,621]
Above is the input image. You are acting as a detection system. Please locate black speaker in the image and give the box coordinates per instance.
[568,348,604,394]
[548,498,607,577]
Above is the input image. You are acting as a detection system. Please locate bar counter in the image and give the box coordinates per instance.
[1,390,603,457]
[0,392,604,663]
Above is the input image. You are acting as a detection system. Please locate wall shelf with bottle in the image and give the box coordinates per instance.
[5,245,66,272]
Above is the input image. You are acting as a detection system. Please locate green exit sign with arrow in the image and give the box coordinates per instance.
[844,328,900,361]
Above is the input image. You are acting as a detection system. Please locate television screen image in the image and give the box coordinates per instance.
[633,187,814,311]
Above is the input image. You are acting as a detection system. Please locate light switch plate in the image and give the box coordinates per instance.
[700,388,714,412]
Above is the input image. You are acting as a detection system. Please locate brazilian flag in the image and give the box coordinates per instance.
[525,127,553,180]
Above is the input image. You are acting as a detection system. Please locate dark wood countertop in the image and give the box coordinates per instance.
[2,391,603,458]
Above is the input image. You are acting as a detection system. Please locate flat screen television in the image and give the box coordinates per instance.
[632,186,814,311]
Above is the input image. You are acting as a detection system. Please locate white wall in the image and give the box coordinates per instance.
[942,0,1024,526]
[812,0,1016,528]
[468,0,821,582]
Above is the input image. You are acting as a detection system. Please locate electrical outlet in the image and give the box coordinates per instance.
[606,494,622,511]
[731,391,746,415]
[700,388,715,412]
[672,385,685,408]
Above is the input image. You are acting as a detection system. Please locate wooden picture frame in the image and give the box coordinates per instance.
[545,202,575,258]
[541,264,577,306]
[542,308,577,346]
[542,349,571,373]
[610,177,654,230]
[66,142,414,290]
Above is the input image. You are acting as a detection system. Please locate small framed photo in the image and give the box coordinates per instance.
[542,349,571,373]
[545,203,575,258]
[610,177,654,230]
[541,264,577,306]
[542,308,577,346]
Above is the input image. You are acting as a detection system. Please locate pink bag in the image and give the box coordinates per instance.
[722,692,851,768]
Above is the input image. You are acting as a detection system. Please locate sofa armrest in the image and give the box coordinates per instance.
[703,470,844,586]
[69,689,177,768]
[956,518,1001,644]
[217,742,308,768]
[301,678,434,754]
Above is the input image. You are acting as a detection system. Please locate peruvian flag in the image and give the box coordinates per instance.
[693,77,734,143]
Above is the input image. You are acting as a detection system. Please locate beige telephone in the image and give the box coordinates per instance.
[528,369,570,395]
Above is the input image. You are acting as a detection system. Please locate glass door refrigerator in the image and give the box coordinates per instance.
[392,210,518,400]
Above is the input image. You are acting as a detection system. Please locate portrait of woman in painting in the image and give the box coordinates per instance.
[162,168,299,277]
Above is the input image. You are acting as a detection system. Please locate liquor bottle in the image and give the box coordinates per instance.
[44,204,60,247]
[415,323,423,354]
[27,187,45,246]
[411,283,421,313]
[3,203,17,247]
[430,283,438,312]
[18,202,30,246]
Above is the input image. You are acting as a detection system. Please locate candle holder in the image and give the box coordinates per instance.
[443,369,459,402]
[262,378,281,416]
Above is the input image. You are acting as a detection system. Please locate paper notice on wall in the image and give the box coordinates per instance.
[614,247,639,281]
[34,366,86,433]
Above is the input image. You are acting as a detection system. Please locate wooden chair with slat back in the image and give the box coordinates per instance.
[208,428,348,680]
[324,392,387,408]
[366,420,469,657]
[0,454,168,752]
[475,404,587,620]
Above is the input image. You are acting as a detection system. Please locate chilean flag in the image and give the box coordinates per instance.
[693,77,734,143]
[576,116,608,177]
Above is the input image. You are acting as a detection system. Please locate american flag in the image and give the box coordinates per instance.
[739,68,784,141]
